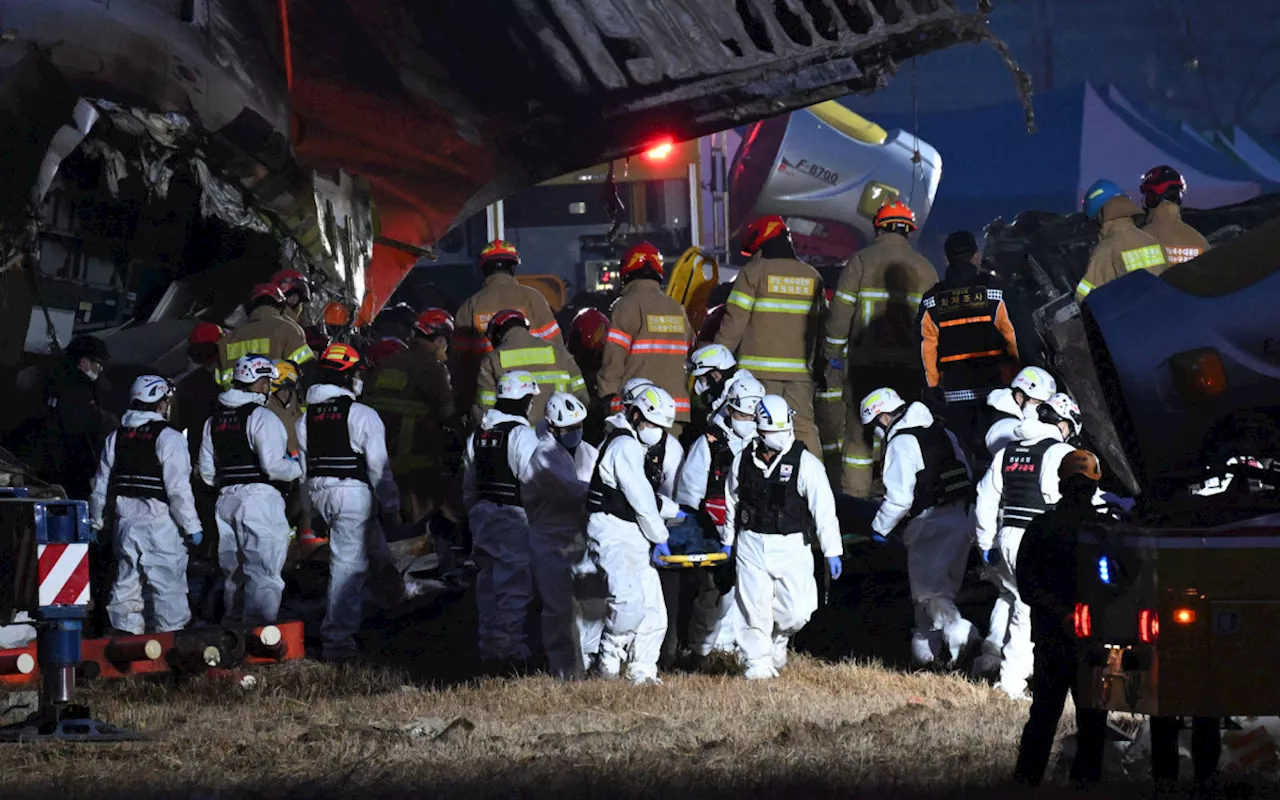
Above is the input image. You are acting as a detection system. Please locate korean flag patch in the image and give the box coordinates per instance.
[779,464,794,481]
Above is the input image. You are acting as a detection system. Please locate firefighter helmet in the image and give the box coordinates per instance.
[188,322,224,347]
[546,392,589,427]
[1010,366,1056,403]
[686,343,736,377]
[1139,165,1187,209]
[568,307,609,355]
[1039,392,1083,437]
[756,394,796,432]
[740,214,789,257]
[1059,449,1102,483]
[271,269,312,301]
[318,342,363,372]
[479,240,521,272]
[620,242,664,282]
[130,375,173,404]
[873,200,917,233]
[233,355,278,385]
[621,378,657,407]
[859,387,906,426]
[487,308,530,348]
[272,360,300,390]
[248,282,286,306]
[497,370,540,400]
[414,308,455,339]
[1083,179,1125,220]
[631,385,676,429]
[726,375,767,415]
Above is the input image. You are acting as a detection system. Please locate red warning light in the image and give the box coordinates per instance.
[643,140,674,161]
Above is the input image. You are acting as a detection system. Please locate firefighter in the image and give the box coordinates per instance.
[454,240,564,415]
[175,322,226,615]
[268,359,320,553]
[860,387,979,667]
[296,343,396,661]
[918,230,1020,460]
[822,200,936,497]
[271,268,313,326]
[673,375,767,660]
[1075,180,1168,302]
[568,306,609,444]
[1139,165,1210,265]
[363,308,463,525]
[587,385,678,684]
[90,375,200,635]
[984,366,1056,457]
[216,283,315,387]
[463,370,542,671]
[199,356,304,626]
[715,215,824,456]
[724,395,842,680]
[686,343,757,424]
[597,242,694,434]
[474,309,587,427]
[974,392,1085,699]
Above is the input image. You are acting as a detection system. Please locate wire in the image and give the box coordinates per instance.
[909,57,922,206]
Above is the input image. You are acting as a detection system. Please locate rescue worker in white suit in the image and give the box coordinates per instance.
[975,392,1085,699]
[984,366,1057,457]
[463,370,542,670]
[723,395,842,680]
[975,365,1056,677]
[199,355,304,625]
[674,374,767,658]
[587,384,679,685]
[525,391,594,678]
[295,343,397,662]
[686,343,756,421]
[90,375,201,634]
[860,387,981,667]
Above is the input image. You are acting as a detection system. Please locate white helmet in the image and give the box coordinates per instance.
[630,385,676,429]
[755,394,794,433]
[497,370,540,400]
[545,392,588,427]
[233,355,278,385]
[1011,366,1056,402]
[621,377,656,406]
[686,343,736,377]
[726,375,767,415]
[859,387,906,426]
[130,374,173,404]
[1039,392,1083,436]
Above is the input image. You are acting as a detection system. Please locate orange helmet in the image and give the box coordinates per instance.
[413,308,455,339]
[620,241,664,281]
[873,200,917,233]
[188,321,225,347]
[487,308,529,348]
[740,215,789,257]
[271,269,312,301]
[248,282,286,305]
[318,342,363,372]
[479,240,520,271]
[322,301,351,327]
[569,307,609,355]
[697,304,727,343]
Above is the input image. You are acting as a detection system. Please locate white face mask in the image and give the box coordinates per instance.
[352,377,364,397]
[83,367,100,382]
[637,426,664,447]
[694,376,709,397]
[556,429,584,450]
[760,431,791,452]
[730,418,757,440]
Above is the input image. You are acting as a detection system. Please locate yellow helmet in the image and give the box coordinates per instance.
[272,360,299,390]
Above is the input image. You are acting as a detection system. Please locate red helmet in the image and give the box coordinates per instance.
[366,337,407,365]
[248,282,286,305]
[188,321,225,347]
[697,304,727,343]
[740,215,789,257]
[873,199,917,233]
[620,241,664,281]
[413,308,455,339]
[304,325,331,354]
[318,342,363,372]
[487,308,529,347]
[479,240,520,271]
[1139,165,1187,209]
[271,269,312,301]
[569,307,609,355]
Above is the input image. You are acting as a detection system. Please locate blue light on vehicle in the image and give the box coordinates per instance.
[1097,556,1111,585]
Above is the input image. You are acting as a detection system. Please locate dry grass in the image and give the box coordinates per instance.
[0,656,1209,800]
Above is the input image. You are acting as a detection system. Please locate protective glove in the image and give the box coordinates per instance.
[869,532,888,544]
[186,530,204,547]
[826,556,843,580]
[651,541,671,568]
[704,497,728,528]
[982,548,1001,567]
[720,544,733,556]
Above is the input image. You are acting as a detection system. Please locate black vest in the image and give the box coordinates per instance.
[888,420,975,517]
[735,442,814,536]
[110,421,169,501]
[587,428,660,522]
[999,438,1057,529]
[704,429,736,504]
[474,420,523,507]
[645,432,667,490]
[211,403,270,487]
[924,280,1008,389]
[305,396,368,483]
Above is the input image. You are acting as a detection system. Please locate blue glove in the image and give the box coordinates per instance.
[187,530,204,547]
[982,548,1001,567]
[869,532,888,544]
[827,556,843,580]
[828,357,845,372]
[720,544,733,556]
[675,509,689,522]
[652,542,671,567]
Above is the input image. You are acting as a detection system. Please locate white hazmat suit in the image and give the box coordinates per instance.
[984,388,1033,456]
[871,402,979,666]
[724,435,841,679]
[90,410,201,634]
[200,388,303,625]
[567,440,607,671]
[296,383,397,658]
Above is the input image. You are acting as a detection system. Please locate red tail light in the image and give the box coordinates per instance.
[1074,602,1092,639]
[1139,609,1159,643]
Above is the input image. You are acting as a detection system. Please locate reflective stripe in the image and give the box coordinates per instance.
[739,356,810,373]
[674,398,691,412]
[499,346,555,368]
[858,289,924,306]
[822,441,843,453]
[834,290,857,305]
[727,291,756,311]
[569,375,586,392]
[751,297,812,314]
[216,368,232,388]
[825,336,848,347]
[455,335,493,353]
[1121,245,1166,272]
[607,329,633,350]
[289,345,316,364]
[938,315,993,328]
[631,340,687,355]
[1075,279,1095,298]
[527,370,573,389]
[531,320,562,339]
[943,389,978,403]
[843,456,874,467]
[816,389,843,402]
[939,349,1004,363]
[987,289,1004,301]
[478,390,497,407]
[225,338,271,361]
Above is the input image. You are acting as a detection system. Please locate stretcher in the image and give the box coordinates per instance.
[656,551,729,568]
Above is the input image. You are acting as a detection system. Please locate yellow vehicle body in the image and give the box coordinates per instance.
[1077,512,1280,717]
[517,274,567,313]
[665,247,718,333]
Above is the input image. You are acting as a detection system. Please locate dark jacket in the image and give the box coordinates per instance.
[14,360,115,499]
[1015,503,1104,645]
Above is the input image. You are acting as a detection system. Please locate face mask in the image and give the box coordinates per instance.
[352,377,364,397]
[83,367,100,382]
[694,377,710,397]
[637,426,664,447]
[730,418,757,440]
[556,429,584,451]
[761,431,790,452]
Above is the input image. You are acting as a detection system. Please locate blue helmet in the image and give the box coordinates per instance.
[1083,179,1125,220]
